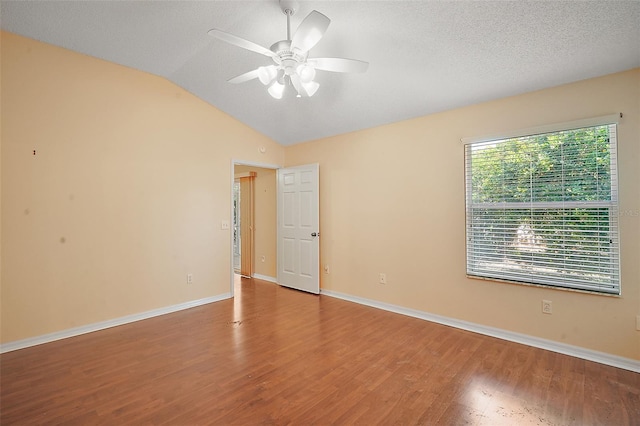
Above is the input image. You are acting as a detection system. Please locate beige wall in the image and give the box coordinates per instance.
[234,165,277,279]
[286,69,640,360]
[0,32,284,343]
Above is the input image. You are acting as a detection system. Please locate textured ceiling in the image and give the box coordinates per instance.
[2,1,639,146]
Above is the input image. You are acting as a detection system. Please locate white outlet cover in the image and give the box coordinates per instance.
[221,220,230,230]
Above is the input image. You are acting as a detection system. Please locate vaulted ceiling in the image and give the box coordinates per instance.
[2,1,639,145]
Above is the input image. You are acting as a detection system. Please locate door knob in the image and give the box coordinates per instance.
[311,232,319,237]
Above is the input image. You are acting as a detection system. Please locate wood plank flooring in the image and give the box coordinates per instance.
[1,276,639,425]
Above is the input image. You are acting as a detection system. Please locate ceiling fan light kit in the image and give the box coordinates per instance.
[208,0,368,99]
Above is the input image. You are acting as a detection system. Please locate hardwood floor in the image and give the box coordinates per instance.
[1,276,639,425]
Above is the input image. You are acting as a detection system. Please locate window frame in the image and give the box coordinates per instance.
[462,114,621,295]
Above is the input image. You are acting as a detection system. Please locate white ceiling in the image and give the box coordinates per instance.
[2,1,639,146]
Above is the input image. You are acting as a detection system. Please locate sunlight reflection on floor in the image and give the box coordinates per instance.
[231,274,245,359]
[465,380,558,425]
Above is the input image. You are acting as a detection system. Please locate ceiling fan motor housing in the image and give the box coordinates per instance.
[270,40,307,74]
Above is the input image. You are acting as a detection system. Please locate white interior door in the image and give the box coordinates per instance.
[277,164,319,294]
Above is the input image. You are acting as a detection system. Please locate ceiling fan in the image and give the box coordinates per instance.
[208,0,368,99]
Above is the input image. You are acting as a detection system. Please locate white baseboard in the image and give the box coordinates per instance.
[320,289,640,373]
[252,273,278,284]
[0,293,231,354]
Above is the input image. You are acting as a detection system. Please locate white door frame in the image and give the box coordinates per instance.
[230,159,281,297]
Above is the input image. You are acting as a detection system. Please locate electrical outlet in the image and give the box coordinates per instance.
[261,255,266,263]
[379,273,387,285]
[323,264,330,274]
[220,220,230,230]
[542,300,552,314]
[187,274,193,284]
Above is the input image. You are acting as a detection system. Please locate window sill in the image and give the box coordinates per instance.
[466,274,622,297]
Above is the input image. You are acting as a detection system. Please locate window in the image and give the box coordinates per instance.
[464,117,620,294]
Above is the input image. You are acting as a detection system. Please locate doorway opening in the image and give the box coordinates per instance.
[231,161,279,297]
[233,171,256,278]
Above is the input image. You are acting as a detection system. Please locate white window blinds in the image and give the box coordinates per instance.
[464,122,620,294]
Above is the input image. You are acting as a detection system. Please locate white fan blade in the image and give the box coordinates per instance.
[228,69,261,84]
[291,10,330,53]
[208,29,276,58]
[309,57,369,73]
